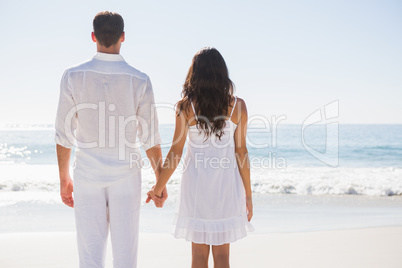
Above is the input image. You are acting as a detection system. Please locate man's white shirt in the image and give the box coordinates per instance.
[55,52,162,182]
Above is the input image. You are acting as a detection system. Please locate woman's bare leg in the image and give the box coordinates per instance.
[192,243,210,268]
[212,244,230,268]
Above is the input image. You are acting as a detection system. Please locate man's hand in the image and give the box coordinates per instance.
[60,176,74,208]
[146,186,168,208]
[56,145,74,208]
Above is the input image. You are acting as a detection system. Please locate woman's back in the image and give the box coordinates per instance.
[186,96,238,147]
[175,95,254,245]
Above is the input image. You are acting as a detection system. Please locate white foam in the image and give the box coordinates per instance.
[252,166,402,196]
[0,165,401,207]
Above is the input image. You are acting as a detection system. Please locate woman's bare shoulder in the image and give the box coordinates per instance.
[176,98,195,123]
[235,96,245,104]
[234,96,247,112]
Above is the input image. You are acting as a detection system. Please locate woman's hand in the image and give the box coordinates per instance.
[246,196,253,221]
[160,186,168,205]
[146,188,166,208]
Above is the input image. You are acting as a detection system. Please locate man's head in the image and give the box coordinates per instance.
[92,11,124,48]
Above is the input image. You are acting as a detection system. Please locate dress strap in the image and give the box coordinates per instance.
[229,96,238,119]
[190,100,198,121]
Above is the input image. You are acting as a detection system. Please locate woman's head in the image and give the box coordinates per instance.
[180,47,234,139]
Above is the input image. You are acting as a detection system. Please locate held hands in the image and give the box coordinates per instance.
[146,186,168,208]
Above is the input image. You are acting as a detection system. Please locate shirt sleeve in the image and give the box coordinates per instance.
[54,70,77,148]
[136,77,162,151]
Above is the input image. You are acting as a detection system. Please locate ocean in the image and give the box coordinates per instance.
[1,124,401,196]
[1,124,402,233]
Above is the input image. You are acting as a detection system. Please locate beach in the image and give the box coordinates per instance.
[1,193,402,268]
[1,125,402,267]
[1,227,402,268]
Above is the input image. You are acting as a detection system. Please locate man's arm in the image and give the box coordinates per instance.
[55,70,76,208]
[136,77,166,207]
[56,144,74,208]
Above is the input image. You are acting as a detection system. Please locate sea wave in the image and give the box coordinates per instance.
[0,165,401,205]
[251,166,402,196]
[0,123,54,130]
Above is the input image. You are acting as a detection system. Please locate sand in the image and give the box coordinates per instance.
[1,226,401,268]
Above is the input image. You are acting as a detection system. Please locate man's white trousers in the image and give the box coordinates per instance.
[74,175,141,268]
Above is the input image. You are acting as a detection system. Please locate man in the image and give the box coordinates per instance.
[55,11,166,267]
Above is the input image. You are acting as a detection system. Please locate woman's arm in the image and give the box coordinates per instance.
[150,106,189,197]
[234,98,253,221]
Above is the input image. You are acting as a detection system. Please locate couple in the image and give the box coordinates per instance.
[55,11,254,268]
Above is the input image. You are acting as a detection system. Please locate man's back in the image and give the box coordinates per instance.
[55,52,161,183]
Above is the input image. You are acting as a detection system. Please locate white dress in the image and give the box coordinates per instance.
[173,96,254,245]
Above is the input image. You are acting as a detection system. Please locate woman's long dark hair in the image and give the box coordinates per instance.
[178,47,234,139]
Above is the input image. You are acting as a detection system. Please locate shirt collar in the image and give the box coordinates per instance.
[93,52,125,62]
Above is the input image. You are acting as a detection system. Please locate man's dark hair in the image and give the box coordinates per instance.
[93,11,124,48]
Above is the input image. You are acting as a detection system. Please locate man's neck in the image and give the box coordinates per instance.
[96,43,121,54]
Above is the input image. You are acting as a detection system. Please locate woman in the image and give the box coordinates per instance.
[148,47,254,268]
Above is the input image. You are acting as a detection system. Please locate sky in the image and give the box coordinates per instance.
[0,0,401,125]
